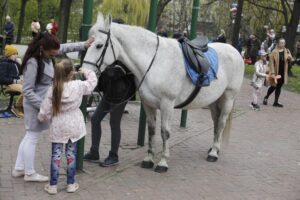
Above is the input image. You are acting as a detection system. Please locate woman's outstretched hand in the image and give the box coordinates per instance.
[84,37,95,49]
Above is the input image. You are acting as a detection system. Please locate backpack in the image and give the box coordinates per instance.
[98,61,136,103]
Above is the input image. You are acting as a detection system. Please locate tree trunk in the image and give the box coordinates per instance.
[281,0,289,27]
[16,0,28,44]
[285,0,300,55]
[58,0,73,43]
[37,0,42,21]
[156,0,172,25]
[0,1,6,34]
[231,0,244,49]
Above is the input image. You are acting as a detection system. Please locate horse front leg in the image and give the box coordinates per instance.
[141,103,157,169]
[154,101,173,173]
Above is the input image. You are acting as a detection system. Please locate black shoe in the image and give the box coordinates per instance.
[83,151,100,163]
[273,102,283,107]
[250,102,260,111]
[99,154,119,167]
[263,97,268,105]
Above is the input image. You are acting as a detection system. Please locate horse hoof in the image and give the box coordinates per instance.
[206,155,218,162]
[154,165,168,173]
[141,161,154,169]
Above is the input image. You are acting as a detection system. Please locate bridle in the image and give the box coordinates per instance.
[83,28,160,107]
[83,29,116,70]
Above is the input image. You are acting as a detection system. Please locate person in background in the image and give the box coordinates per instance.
[250,50,269,111]
[3,15,14,45]
[247,34,261,65]
[237,33,243,54]
[263,38,293,107]
[0,45,23,117]
[31,19,41,38]
[83,18,136,167]
[38,59,97,194]
[157,27,168,37]
[50,19,58,35]
[214,29,226,43]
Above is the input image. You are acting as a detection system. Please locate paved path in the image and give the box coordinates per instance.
[0,79,300,200]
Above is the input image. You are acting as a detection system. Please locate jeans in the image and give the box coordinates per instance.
[90,98,127,156]
[50,140,77,185]
[15,131,41,175]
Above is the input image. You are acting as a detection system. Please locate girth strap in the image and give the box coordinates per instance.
[174,85,201,109]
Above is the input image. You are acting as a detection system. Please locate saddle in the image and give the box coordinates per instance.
[179,36,210,86]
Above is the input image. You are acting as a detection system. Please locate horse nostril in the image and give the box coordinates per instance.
[96,44,103,49]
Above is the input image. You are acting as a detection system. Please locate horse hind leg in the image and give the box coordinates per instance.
[141,104,157,169]
[155,101,173,173]
[207,92,235,162]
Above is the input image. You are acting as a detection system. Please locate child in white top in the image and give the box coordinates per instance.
[250,50,269,110]
[38,59,97,194]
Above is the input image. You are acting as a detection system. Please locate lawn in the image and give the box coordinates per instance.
[244,64,300,94]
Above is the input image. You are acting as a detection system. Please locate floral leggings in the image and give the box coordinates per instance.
[50,140,77,185]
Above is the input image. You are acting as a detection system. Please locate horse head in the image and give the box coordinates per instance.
[82,13,119,75]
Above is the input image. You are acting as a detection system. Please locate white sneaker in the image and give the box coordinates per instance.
[12,169,25,177]
[67,183,79,193]
[24,173,48,182]
[44,184,57,195]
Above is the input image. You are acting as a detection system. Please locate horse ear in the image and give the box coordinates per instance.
[96,12,105,26]
[105,14,112,30]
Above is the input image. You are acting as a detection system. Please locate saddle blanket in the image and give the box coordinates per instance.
[183,47,219,86]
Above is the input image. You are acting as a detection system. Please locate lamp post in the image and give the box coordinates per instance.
[180,0,200,128]
[137,0,158,146]
[77,0,94,171]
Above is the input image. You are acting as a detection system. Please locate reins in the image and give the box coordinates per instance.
[83,29,160,111]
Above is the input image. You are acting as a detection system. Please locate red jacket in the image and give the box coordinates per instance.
[51,22,58,35]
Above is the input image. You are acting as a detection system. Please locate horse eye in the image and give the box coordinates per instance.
[96,44,103,49]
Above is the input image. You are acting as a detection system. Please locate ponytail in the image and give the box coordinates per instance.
[52,59,74,116]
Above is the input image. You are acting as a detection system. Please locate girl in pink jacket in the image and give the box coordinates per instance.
[38,59,97,194]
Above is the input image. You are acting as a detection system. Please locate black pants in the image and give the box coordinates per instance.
[90,98,127,157]
[265,76,284,103]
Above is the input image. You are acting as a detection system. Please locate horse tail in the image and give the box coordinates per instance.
[222,102,234,144]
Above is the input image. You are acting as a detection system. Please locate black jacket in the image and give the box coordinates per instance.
[0,58,20,85]
[98,62,136,103]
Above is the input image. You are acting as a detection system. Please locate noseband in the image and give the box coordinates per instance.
[83,29,116,71]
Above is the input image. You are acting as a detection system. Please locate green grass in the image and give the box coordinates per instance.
[244,64,300,94]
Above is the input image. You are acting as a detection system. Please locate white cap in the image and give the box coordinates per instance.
[6,15,11,20]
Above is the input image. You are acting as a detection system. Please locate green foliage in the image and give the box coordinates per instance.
[100,0,150,26]
[4,0,60,44]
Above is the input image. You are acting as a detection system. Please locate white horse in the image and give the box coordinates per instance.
[82,14,244,173]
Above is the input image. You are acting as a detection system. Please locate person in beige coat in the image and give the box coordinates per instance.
[38,59,97,194]
[263,38,293,107]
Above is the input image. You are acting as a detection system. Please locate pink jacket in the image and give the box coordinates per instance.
[38,69,97,143]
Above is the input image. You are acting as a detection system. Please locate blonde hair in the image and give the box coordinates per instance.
[52,59,74,116]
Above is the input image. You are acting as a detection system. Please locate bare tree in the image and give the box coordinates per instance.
[16,0,29,44]
[0,0,8,34]
[157,0,172,24]
[285,0,300,54]
[231,0,244,49]
[245,0,300,54]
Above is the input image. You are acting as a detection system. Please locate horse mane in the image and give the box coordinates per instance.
[89,22,157,42]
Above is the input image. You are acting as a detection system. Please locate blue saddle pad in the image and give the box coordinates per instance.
[183,47,219,86]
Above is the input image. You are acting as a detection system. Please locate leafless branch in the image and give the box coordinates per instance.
[245,0,284,13]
